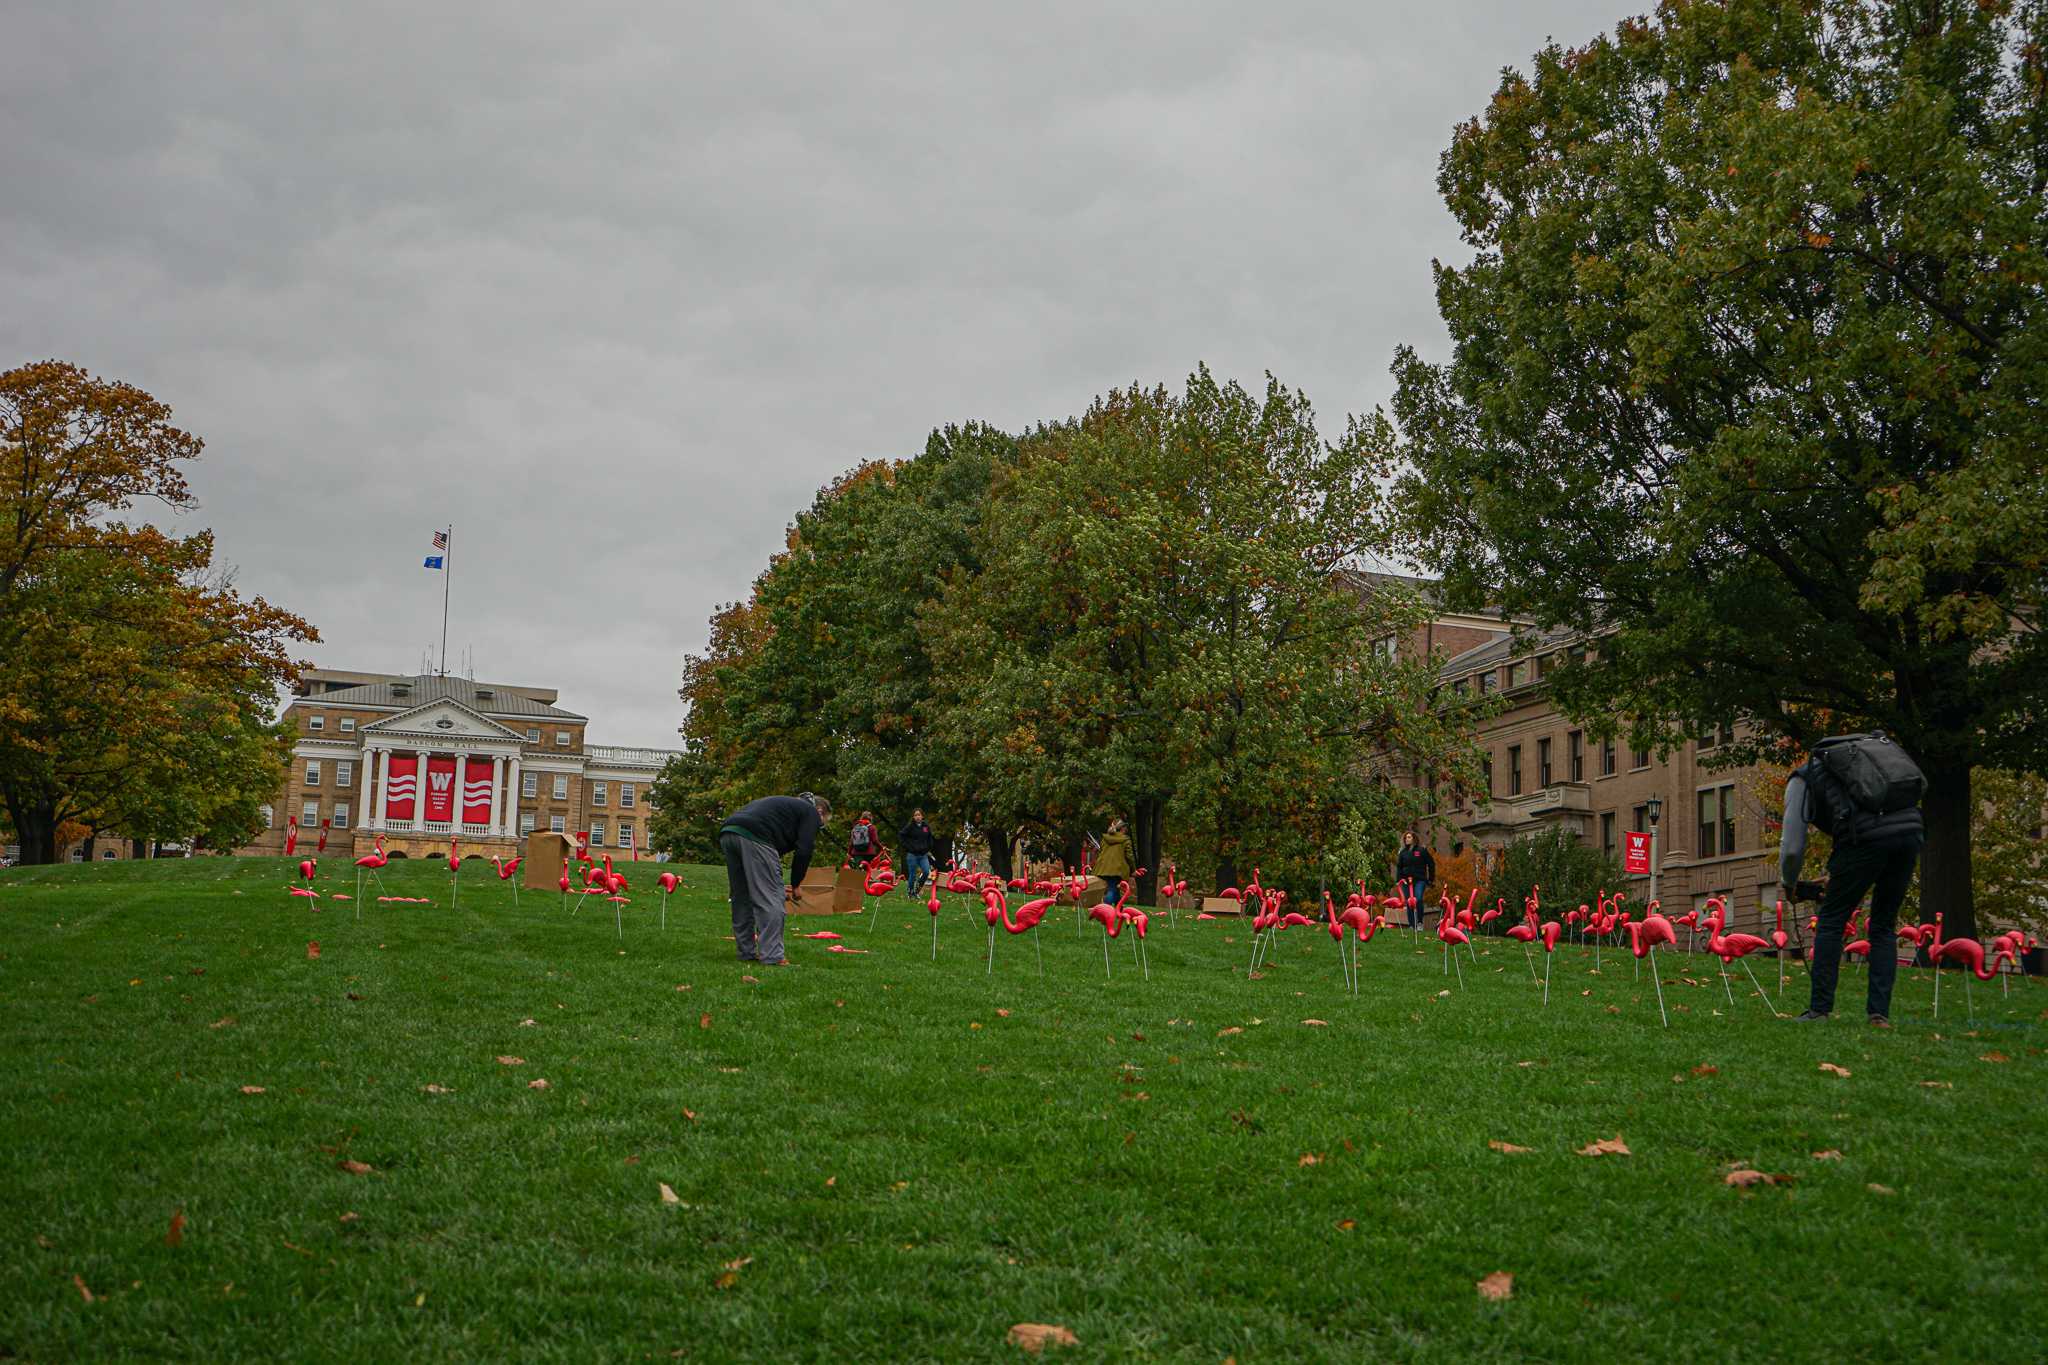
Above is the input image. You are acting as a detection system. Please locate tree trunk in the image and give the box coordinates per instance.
[132,838,145,860]
[9,798,59,864]
[986,828,1013,882]
[1133,798,1164,905]
[83,834,97,862]
[1917,756,1976,942]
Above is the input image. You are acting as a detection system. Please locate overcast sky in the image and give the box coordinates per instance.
[3,1,1624,748]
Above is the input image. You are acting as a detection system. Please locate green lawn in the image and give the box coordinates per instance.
[0,857,2040,1362]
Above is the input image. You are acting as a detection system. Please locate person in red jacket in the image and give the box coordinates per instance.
[847,810,882,865]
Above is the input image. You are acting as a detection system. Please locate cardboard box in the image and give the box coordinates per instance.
[523,832,574,891]
[830,865,866,914]
[1199,896,1245,916]
[787,863,842,916]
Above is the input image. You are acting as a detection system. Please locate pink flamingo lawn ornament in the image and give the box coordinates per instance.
[592,855,629,943]
[493,854,522,907]
[1332,894,1383,995]
[861,857,896,935]
[1437,898,1469,989]
[290,858,319,902]
[558,858,574,913]
[447,838,464,910]
[1771,900,1791,996]
[1086,885,1138,981]
[1705,908,1778,1016]
[1928,913,2002,1023]
[928,886,944,961]
[985,889,1055,977]
[658,870,681,930]
[1506,909,1540,984]
[352,835,389,909]
[1627,911,1679,1027]
[1539,918,1562,1005]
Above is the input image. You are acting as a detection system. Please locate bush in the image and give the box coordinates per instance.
[1491,827,1625,920]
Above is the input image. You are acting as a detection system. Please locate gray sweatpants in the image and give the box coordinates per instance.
[721,832,786,963]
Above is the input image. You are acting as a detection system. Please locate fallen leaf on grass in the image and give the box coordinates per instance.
[1576,1135,1631,1158]
[1812,1149,1844,1161]
[337,1159,374,1175]
[682,1109,697,1123]
[1868,1183,1896,1195]
[659,1183,680,1205]
[1436,990,1450,998]
[422,1084,453,1095]
[1580,989,1592,997]
[1301,1019,1329,1027]
[1980,1052,2010,1063]
[1725,1168,1792,1188]
[306,942,321,960]
[1919,1080,1953,1089]
[741,975,759,985]
[1818,1062,1851,1078]
[339,1211,359,1223]
[518,1018,536,1027]
[674,984,691,992]
[699,1013,713,1030]
[527,1078,549,1090]
[1515,1060,1538,1068]
[996,1008,1011,1018]
[1336,1218,1356,1231]
[238,1085,265,1095]
[73,1274,93,1303]
[1217,1026,1243,1037]
[1298,1152,1323,1167]
[165,1210,185,1248]
[1692,1064,1719,1077]
[209,1017,234,1029]
[1007,1323,1079,1353]
[825,1176,836,1187]
[1476,1271,1514,1301]
[1488,1140,1532,1155]
[496,1056,524,1066]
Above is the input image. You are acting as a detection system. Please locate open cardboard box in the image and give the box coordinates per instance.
[786,863,864,915]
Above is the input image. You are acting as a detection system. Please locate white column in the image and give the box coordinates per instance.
[455,749,469,829]
[362,747,381,831]
[490,753,506,836]
[506,755,522,840]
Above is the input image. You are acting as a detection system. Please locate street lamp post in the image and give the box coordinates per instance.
[1646,794,1664,905]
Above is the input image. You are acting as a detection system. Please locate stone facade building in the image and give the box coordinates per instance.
[236,670,676,861]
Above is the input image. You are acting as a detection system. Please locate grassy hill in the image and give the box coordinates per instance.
[0,856,2040,1361]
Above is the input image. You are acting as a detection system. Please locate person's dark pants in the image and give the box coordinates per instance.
[1410,880,1430,929]
[1808,837,1921,1018]
[904,851,932,898]
[721,831,786,964]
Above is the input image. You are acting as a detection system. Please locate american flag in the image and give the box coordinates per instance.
[432,530,448,550]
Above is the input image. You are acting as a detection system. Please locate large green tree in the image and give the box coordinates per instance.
[0,362,315,863]
[1390,0,2048,940]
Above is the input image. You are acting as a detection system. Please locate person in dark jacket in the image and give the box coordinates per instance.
[718,792,830,967]
[847,810,881,866]
[1784,745,1924,1026]
[899,809,935,898]
[1395,831,1434,930]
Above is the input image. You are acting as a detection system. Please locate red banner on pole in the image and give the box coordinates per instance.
[424,755,457,822]
[384,756,418,821]
[461,757,493,825]
[1623,831,1651,875]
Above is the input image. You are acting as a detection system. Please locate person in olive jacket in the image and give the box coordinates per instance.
[1093,817,1135,905]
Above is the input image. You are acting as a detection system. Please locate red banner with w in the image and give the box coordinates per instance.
[461,758,493,825]
[384,756,418,821]
[424,756,457,822]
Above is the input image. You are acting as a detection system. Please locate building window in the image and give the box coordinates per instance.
[302,800,320,827]
[305,760,321,786]
[340,717,355,733]
[555,731,570,747]
[333,803,349,829]
[1697,784,1736,857]
[1507,745,1522,797]
[1601,738,1616,777]
[591,782,607,807]
[526,727,540,742]
[1633,805,1649,842]
[1630,744,1649,770]
[1481,754,1493,797]
[1478,672,1496,694]
[1373,635,1397,661]
[1538,738,1552,788]
[308,715,324,731]
[1452,678,1469,697]
[549,814,565,834]
[589,820,606,846]
[1569,731,1584,783]
[261,805,273,829]
[1507,660,1529,689]
[552,776,568,800]
[1601,812,1616,857]
[101,847,117,860]
[336,761,353,788]
[620,783,636,809]
[522,772,538,798]
[519,813,535,836]
[618,823,634,849]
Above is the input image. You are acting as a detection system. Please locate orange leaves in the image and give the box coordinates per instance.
[1818,1063,1851,1078]
[1920,1079,1953,1089]
[1979,1052,2010,1063]
[1335,1218,1357,1232]
[238,1085,265,1095]
[1216,1026,1243,1037]
[527,1078,550,1090]
[1488,1140,1532,1155]
[306,942,321,960]
[337,1159,374,1176]
[165,1210,185,1248]
[1575,1135,1631,1158]
[495,1056,524,1067]
[682,1108,698,1124]
[1812,1149,1844,1161]
[1300,1019,1329,1027]
[1725,1168,1793,1189]
[1476,1271,1514,1302]
[1007,1323,1079,1353]
[73,1274,94,1303]
[1691,1064,1719,1077]
[659,1183,681,1205]
[699,1013,713,1030]
[1298,1152,1324,1167]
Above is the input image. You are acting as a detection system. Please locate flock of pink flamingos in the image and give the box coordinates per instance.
[278,824,2033,1026]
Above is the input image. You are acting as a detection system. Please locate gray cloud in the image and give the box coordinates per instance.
[1,0,1624,746]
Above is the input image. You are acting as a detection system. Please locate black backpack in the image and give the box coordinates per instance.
[1804,733,1926,843]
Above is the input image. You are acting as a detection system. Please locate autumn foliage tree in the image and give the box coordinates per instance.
[0,362,315,863]
[1388,1,2048,940]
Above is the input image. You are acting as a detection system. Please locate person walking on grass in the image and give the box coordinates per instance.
[718,792,831,968]
[1093,817,1135,906]
[1395,831,1434,930]
[899,808,935,899]
[848,809,881,866]
[1783,733,1925,1027]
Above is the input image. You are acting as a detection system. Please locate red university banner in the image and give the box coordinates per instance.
[424,755,458,823]
[461,758,493,825]
[1623,830,1651,875]
[384,756,419,821]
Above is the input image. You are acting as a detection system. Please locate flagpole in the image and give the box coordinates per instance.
[439,524,453,675]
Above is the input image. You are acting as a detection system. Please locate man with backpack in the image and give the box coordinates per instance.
[847,810,881,866]
[1781,733,1926,1026]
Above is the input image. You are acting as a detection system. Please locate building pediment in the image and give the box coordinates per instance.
[362,697,523,743]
